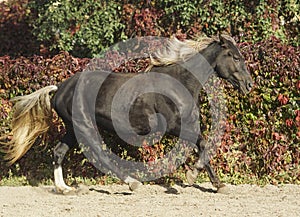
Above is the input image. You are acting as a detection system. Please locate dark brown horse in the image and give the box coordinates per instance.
[2,34,253,193]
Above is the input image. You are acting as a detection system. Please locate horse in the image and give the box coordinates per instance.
[2,34,253,194]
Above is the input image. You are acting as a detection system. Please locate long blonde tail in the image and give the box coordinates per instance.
[2,85,58,164]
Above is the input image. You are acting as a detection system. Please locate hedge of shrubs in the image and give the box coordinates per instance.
[215,37,300,184]
[1,0,299,57]
[0,0,299,185]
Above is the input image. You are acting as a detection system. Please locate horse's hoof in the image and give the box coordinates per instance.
[186,169,199,185]
[128,181,142,191]
[217,185,230,194]
[124,176,142,191]
[62,189,76,195]
[55,186,76,195]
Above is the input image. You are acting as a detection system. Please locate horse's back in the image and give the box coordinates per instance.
[51,70,140,129]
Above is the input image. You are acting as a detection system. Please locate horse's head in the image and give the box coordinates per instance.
[215,34,253,94]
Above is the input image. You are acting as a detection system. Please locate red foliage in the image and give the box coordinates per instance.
[285,119,294,127]
[278,94,289,105]
[133,8,164,36]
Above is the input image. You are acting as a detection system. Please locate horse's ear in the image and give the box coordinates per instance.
[219,34,236,48]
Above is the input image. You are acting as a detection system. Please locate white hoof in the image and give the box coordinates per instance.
[124,176,142,191]
[54,185,75,195]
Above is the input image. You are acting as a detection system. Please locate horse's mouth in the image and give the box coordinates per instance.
[229,77,253,94]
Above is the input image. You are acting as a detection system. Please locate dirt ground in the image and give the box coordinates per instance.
[1,183,300,217]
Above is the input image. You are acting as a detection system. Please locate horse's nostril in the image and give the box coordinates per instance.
[247,81,253,90]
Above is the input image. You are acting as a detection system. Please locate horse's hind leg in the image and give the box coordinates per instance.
[53,141,74,193]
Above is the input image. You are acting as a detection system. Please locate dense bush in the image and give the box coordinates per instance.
[213,37,300,184]
[1,0,297,57]
[0,0,299,185]
[29,0,126,57]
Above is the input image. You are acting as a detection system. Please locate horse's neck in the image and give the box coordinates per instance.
[150,42,221,98]
[177,42,221,94]
[150,63,203,98]
[199,42,221,67]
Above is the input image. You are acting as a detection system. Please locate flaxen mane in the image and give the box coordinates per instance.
[149,34,236,68]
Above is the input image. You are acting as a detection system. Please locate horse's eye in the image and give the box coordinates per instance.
[233,56,240,62]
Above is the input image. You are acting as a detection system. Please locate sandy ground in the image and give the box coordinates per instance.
[0,183,300,217]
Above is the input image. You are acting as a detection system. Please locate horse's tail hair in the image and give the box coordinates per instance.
[1,85,58,164]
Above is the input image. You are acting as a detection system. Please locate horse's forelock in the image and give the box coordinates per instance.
[219,34,237,46]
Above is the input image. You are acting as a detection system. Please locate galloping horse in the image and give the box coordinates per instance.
[2,34,253,193]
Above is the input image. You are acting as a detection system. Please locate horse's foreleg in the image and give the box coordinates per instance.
[186,159,225,191]
[186,138,227,192]
[53,142,74,193]
[204,163,225,189]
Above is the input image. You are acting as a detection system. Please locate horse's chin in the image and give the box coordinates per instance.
[228,73,253,95]
[239,82,251,95]
[230,80,250,94]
